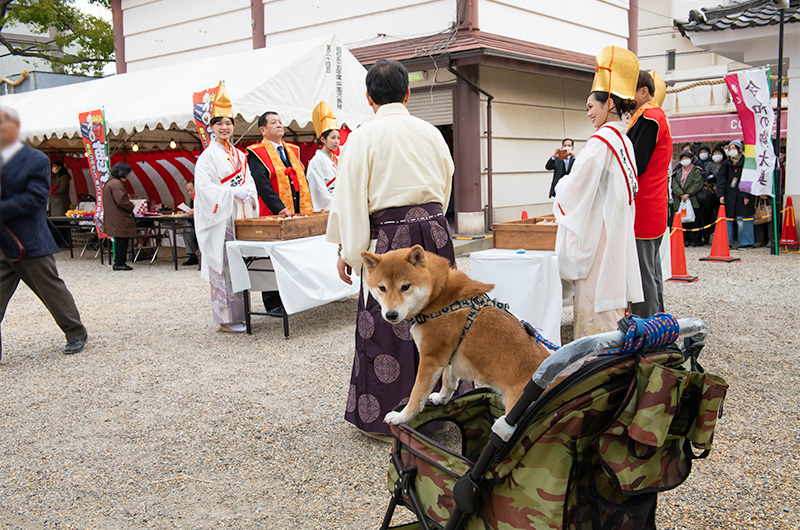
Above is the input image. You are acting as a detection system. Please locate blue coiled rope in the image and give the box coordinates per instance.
[601,312,680,356]
[523,312,680,355]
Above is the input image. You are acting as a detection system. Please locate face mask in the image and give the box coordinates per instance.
[52,167,58,174]
[699,152,709,161]
[680,159,692,167]
[729,149,739,158]
[712,154,723,163]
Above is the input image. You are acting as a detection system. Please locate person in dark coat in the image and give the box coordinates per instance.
[716,139,754,249]
[49,160,72,216]
[102,163,137,270]
[545,138,575,198]
[670,151,704,247]
[0,106,88,356]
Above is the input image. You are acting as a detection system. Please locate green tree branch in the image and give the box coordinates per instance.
[0,0,113,76]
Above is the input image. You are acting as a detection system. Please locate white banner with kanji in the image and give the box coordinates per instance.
[724,69,776,196]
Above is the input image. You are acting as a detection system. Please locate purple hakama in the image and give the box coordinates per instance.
[344,203,473,435]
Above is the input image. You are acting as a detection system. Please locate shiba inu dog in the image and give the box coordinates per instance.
[360,245,551,426]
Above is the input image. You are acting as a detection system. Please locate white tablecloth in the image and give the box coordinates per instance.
[469,248,563,347]
[226,236,359,315]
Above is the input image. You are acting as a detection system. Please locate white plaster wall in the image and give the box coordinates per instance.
[121,0,457,70]
[479,0,630,57]
[478,66,594,223]
[122,0,251,71]
[261,0,457,47]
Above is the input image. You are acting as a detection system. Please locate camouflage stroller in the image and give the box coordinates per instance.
[379,314,727,529]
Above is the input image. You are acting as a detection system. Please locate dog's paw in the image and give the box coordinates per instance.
[384,411,405,425]
[429,392,447,405]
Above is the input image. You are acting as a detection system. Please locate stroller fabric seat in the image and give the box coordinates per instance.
[381,321,727,530]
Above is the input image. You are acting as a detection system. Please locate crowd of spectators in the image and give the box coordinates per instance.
[670,140,772,249]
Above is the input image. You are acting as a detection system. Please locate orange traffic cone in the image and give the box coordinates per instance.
[521,210,528,220]
[700,205,741,263]
[667,212,699,283]
[779,197,799,247]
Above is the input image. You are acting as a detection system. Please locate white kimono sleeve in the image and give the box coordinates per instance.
[193,148,238,279]
[306,151,335,211]
[325,133,371,273]
[553,136,607,282]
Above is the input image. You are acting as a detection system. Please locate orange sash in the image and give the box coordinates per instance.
[247,141,313,215]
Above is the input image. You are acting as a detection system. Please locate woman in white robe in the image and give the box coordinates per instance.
[194,114,258,332]
[306,128,340,211]
[553,90,644,338]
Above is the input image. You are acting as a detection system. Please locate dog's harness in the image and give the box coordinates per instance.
[406,294,510,362]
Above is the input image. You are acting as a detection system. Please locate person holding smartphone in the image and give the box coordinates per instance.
[545,138,575,198]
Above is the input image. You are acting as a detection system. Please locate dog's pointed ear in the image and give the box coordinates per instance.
[407,245,426,266]
[361,251,381,271]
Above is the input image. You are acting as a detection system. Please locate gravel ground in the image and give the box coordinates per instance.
[1,245,798,529]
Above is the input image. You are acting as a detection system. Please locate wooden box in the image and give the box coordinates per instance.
[235,212,329,241]
[493,216,558,251]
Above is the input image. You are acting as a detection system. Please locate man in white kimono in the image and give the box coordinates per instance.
[193,82,258,333]
[326,59,470,440]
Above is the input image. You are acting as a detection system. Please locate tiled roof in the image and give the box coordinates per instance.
[351,30,595,73]
[675,0,800,35]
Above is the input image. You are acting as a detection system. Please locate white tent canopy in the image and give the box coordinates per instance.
[0,35,374,151]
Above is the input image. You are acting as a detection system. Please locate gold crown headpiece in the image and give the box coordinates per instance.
[312,100,338,138]
[211,81,233,119]
[591,46,640,101]
[650,71,667,107]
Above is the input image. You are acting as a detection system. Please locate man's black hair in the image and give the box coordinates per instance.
[365,59,409,105]
[562,138,573,146]
[258,111,279,128]
[637,70,655,97]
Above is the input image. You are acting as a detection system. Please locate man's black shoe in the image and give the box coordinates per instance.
[113,264,133,271]
[182,255,199,266]
[64,335,88,355]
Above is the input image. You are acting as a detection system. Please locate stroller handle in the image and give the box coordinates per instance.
[531,317,707,389]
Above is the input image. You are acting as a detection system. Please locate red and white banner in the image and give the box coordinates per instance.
[724,69,776,197]
[192,87,217,150]
[55,132,354,209]
[59,151,200,210]
[77,109,110,237]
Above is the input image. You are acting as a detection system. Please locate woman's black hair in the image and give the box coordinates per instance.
[210,115,235,127]
[110,162,132,179]
[315,128,337,146]
[712,145,727,159]
[53,160,65,168]
[590,91,637,116]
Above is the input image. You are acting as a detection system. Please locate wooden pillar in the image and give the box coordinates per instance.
[111,0,126,74]
[628,0,639,55]
[453,64,483,234]
[251,0,266,49]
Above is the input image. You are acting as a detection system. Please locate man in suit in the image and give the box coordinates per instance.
[0,106,88,356]
[246,111,314,312]
[545,138,575,198]
[246,111,313,218]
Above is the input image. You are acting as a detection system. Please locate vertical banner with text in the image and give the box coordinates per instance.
[192,87,218,150]
[724,69,776,197]
[78,108,110,238]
